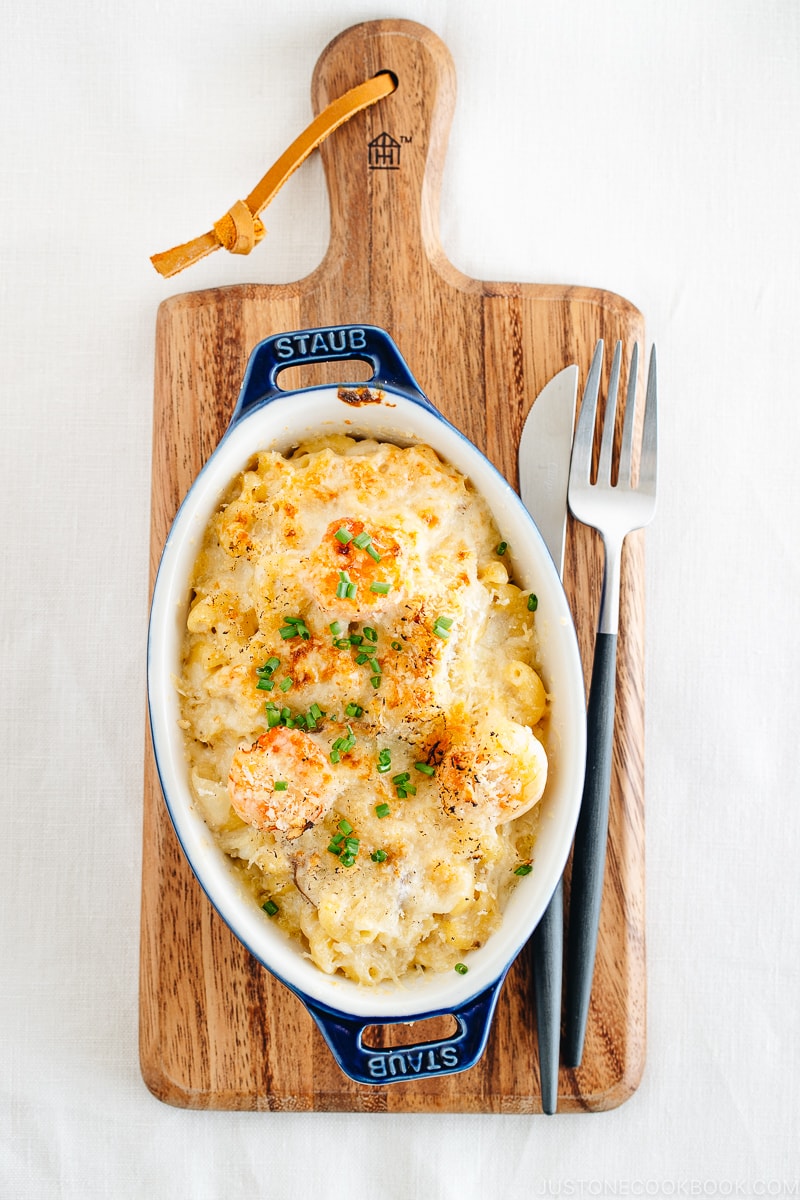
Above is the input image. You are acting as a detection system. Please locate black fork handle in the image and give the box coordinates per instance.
[563,630,618,1068]
[530,879,563,1113]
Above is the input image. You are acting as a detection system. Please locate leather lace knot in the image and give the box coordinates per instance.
[213,200,265,255]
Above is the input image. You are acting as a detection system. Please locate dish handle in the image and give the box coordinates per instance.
[230,324,435,426]
[302,976,506,1086]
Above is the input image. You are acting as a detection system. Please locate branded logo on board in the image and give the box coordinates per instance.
[368,132,412,170]
[368,132,401,169]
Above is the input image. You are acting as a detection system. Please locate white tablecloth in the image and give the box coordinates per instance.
[2,1,798,1195]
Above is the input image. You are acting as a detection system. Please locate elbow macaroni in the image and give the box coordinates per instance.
[179,437,550,985]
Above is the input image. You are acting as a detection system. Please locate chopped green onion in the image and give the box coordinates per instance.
[335,527,353,544]
[256,677,275,691]
[309,703,322,721]
[514,863,533,876]
[366,544,382,562]
[352,532,371,549]
[433,615,453,640]
[332,725,356,755]
[396,787,408,799]
[355,652,369,665]
[329,621,343,636]
[375,803,391,818]
[330,832,344,847]
[279,617,310,639]
[527,594,538,612]
[336,570,353,599]
[345,702,363,718]
[349,633,364,645]
[377,749,392,773]
[414,762,436,776]
[370,581,391,594]
[370,676,382,688]
[454,963,468,975]
[371,849,387,862]
[496,541,508,556]
[340,853,356,867]
[338,819,353,835]
[279,677,293,692]
[391,641,402,651]
[273,780,288,791]
[262,900,279,916]
[346,582,357,599]
[363,626,378,642]
[266,706,281,728]
[280,706,291,721]
[327,840,342,855]
[334,637,351,649]
[369,658,381,674]
[344,838,360,855]
[392,772,410,785]
[403,783,417,796]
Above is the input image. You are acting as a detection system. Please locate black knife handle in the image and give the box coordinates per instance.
[563,630,618,1068]
[531,878,563,1113]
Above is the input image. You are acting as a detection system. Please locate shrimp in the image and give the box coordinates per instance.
[227,726,339,839]
[307,518,403,617]
[435,715,547,824]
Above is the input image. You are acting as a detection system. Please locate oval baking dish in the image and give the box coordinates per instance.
[147,324,586,1086]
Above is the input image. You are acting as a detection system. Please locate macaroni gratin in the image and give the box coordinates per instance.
[177,436,550,985]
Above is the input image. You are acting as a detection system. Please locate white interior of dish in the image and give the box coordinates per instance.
[147,385,586,1020]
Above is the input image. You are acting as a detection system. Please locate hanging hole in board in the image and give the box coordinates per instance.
[375,69,399,91]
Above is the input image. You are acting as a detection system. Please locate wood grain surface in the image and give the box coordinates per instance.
[140,18,647,1113]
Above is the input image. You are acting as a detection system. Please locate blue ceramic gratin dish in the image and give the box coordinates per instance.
[147,324,586,1086]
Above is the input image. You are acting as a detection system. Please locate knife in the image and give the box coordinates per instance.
[518,363,578,1114]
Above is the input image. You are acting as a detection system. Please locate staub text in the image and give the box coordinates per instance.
[274,328,367,360]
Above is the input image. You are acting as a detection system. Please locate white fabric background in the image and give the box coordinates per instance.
[1,0,798,1196]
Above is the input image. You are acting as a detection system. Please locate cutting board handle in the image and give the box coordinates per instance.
[310,19,457,276]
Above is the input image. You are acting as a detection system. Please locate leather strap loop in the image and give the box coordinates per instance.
[151,72,396,278]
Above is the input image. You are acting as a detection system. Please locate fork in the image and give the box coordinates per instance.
[563,338,657,1068]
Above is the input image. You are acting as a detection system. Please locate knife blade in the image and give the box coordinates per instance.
[518,364,578,1114]
[519,365,578,574]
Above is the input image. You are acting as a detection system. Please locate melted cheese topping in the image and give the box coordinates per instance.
[179,436,550,985]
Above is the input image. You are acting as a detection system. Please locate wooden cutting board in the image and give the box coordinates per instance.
[140,17,646,1113]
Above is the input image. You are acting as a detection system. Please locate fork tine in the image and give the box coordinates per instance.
[597,341,622,483]
[571,340,604,483]
[639,345,658,495]
[618,342,639,487]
